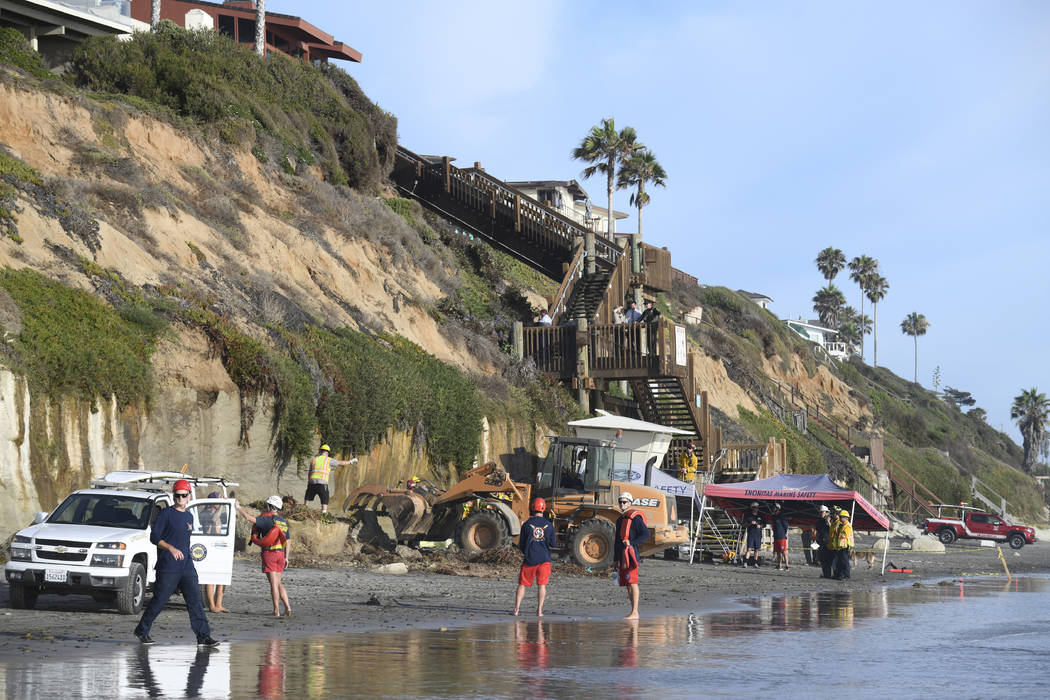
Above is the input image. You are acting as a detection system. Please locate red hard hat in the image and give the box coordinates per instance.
[173,479,192,493]
[531,497,546,513]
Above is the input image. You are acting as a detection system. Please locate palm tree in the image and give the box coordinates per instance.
[865,274,889,367]
[848,255,877,359]
[617,149,666,277]
[837,321,861,352]
[816,247,845,282]
[1011,388,1050,473]
[151,0,161,29]
[900,312,930,383]
[812,285,846,328]
[254,0,266,57]
[572,118,640,274]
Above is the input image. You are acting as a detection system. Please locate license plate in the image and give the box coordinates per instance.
[44,569,66,583]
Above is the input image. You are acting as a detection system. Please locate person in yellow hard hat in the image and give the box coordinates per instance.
[304,444,358,514]
[832,510,854,580]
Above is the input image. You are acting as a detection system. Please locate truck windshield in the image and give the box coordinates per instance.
[583,446,615,490]
[48,494,152,529]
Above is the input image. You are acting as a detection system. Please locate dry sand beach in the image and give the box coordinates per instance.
[2,532,1048,660]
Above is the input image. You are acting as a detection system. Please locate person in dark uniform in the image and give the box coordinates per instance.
[513,498,556,616]
[134,479,219,647]
[816,504,834,579]
[742,501,766,568]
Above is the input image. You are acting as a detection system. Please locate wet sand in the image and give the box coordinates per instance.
[2,534,1047,659]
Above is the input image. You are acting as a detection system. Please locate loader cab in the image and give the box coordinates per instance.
[534,438,617,498]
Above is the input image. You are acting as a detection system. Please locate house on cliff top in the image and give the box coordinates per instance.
[129,0,361,64]
[0,0,146,66]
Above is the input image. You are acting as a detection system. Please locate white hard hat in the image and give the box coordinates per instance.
[619,492,633,502]
[266,495,283,510]
[819,504,829,513]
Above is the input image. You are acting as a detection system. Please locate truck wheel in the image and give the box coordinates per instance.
[937,528,956,545]
[117,562,146,615]
[9,583,38,610]
[1008,533,1026,550]
[456,510,509,557]
[570,518,615,569]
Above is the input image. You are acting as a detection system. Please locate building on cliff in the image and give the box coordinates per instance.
[0,0,146,65]
[128,0,362,64]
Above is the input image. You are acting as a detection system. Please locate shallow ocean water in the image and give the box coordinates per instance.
[3,576,1049,699]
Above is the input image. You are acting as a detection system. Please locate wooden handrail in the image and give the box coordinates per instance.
[884,453,944,504]
[594,245,633,325]
[550,241,585,324]
[397,145,620,267]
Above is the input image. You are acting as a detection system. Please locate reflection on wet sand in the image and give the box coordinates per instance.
[2,576,1046,698]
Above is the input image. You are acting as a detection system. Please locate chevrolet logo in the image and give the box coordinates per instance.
[55,546,67,553]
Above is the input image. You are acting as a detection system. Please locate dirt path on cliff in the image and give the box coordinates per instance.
[2,535,1047,660]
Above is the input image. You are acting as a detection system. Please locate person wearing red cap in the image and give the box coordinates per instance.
[134,479,219,647]
[512,497,555,617]
[614,492,650,619]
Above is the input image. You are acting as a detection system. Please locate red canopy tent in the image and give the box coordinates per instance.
[703,474,890,531]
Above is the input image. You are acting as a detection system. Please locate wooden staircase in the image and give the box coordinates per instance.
[391,147,619,280]
[631,375,706,468]
[566,270,614,322]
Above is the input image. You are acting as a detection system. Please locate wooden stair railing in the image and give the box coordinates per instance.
[549,242,585,324]
[393,147,620,278]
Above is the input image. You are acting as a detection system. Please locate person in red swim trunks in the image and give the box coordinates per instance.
[513,497,555,617]
[614,492,650,620]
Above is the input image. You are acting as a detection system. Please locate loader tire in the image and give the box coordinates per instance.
[457,510,510,557]
[570,518,616,569]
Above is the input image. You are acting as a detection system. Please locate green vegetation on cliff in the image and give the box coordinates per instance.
[666,280,1043,522]
[0,268,160,406]
[66,22,396,192]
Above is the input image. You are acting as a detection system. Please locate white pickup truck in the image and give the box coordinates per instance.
[5,471,237,614]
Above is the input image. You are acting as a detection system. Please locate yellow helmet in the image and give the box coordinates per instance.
[320,444,331,452]
[840,510,850,518]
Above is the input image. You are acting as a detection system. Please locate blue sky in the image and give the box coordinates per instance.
[291,1,1049,444]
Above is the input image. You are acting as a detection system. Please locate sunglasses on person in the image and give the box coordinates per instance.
[174,492,191,500]
[619,499,631,505]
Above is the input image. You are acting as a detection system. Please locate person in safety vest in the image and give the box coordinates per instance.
[237,495,291,617]
[614,492,650,619]
[304,444,358,514]
[513,497,555,617]
[833,510,854,580]
[678,443,699,482]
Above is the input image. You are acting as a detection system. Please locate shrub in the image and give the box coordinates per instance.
[0,268,158,406]
[737,407,825,474]
[0,27,50,78]
[67,23,395,192]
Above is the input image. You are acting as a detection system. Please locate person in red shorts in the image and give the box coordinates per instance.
[614,492,650,619]
[771,501,790,570]
[236,495,291,617]
[513,497,555,617]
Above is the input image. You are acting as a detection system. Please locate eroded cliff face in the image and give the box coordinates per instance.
[0,79,548,536]
[0,357,544,537]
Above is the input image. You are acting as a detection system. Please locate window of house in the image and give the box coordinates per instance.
[217,14,235,39]
[537,189,562,208]
[237,18,256,43]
